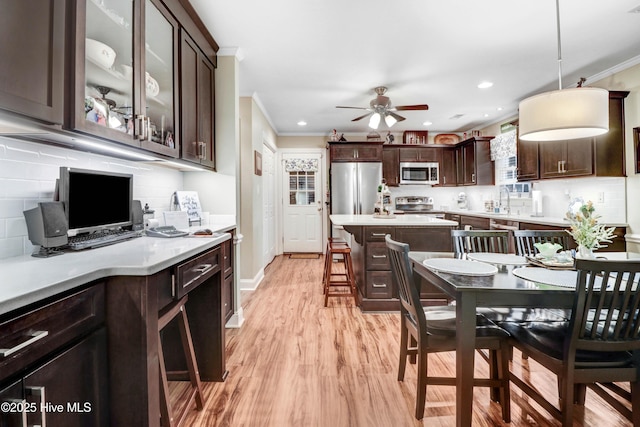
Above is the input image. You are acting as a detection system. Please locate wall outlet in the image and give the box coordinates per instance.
[598,192,605,203]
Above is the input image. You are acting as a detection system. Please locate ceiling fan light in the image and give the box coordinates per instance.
[519,87,609,141]
[369,113,381,129]
[384,114,397,127]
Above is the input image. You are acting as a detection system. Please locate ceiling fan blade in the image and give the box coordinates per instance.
[395,104,429,111]
[388,111,406,122]
[352,112,373,122]
[336,106,368,110]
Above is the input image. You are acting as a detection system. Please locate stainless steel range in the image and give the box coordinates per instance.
[394,196,435,213]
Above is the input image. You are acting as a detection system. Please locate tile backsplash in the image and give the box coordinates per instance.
[0,137,187,259]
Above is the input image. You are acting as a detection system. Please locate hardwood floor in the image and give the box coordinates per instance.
[174,255,633,426]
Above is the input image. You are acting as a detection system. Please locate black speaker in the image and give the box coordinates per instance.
[23,202,68,257]
[132,200,143,231]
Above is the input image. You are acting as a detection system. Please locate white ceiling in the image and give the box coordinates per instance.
[190,0,640,136]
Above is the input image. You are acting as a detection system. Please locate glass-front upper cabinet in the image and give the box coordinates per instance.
[70,0,179,157]
[141,0,179,157]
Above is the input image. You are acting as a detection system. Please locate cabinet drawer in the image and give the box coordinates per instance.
[366,242,390,270]
[0,284,105,383]
[365,227,394,242]
[366,271,393,299]
[175,247,221,299]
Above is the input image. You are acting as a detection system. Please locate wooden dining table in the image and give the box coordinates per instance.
[408,251,640,427]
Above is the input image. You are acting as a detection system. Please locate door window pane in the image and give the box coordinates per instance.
[288,171,316,205]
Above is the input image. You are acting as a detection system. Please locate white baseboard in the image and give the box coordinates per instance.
[225,307,245,329]
[239,268,264,291]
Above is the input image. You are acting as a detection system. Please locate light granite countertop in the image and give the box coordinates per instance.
[0,222,236,316]
[330,214,458,227]
[444,210,628,228]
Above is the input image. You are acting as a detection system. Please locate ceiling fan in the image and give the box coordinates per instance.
[336,86,429,129]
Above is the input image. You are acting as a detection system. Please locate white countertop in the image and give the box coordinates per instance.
[0,222,236,316]
[445,210,628,227]
[330,214,458,227]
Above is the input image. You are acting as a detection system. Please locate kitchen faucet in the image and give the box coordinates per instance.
[499,185,511,214]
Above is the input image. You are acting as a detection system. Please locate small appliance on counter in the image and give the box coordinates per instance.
[457,192,468,210]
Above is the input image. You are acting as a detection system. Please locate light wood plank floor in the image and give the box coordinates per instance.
[173,255,633,426]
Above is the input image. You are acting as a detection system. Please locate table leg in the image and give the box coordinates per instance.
[456,292,476,427]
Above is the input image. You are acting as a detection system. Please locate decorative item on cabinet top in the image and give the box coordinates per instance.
[402,130,428,144]
[434,133,461,145]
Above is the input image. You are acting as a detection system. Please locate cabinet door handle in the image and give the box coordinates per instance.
[557,160,562,174]
[471,173,475,183]
[443,176,446,184]
[0,330,49,358]
[371,254,387,259]
[199,142,207,160]
[562,160,567,173]
[25,386,46,427]
[372,283,387,288]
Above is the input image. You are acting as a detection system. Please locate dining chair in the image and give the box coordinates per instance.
[503,258,640,426]
[451,229,509,258]
[385,234,511,421]
[513,229,572,256]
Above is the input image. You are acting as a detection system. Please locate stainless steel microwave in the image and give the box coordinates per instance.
[399,162,439,185]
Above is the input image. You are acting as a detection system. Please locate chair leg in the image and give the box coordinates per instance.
[498,344,511,423]
[398,318,408,382]
[560,374,575,427]
[632,382,640,427]
[488,349,500,403]
[415,345,428,420]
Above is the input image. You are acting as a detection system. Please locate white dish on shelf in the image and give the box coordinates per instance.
[512,267,577,288]
[422,258,498,276]
[146,72,160,97]
[466,253,528,266]
[86,38,116,69]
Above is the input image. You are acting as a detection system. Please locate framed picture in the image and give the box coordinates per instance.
[635,127,640,174]
[254,150,262,176]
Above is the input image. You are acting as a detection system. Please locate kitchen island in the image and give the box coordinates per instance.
[0,222,235,427]
[330,214,458,311]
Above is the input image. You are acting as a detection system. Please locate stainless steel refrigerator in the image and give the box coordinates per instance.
[330,162,382,239]
[330,162,382,215]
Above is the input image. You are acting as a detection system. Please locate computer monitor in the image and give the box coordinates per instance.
[58,167,133,234]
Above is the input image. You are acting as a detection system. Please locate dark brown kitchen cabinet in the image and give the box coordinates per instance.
[539,138,593,179]
[594,91,629,177]
[221,234,234,322]
[516,137,539,181]
[399,146,442,162]
[440,147,457,186]
[0,284,107,427]
[69,0,180,158]
[329,142,383,162]
[0,0,66,124]
[181,30,215,168]
[382,146,400,186]
[460,215,491,230]
[457,137,494,186]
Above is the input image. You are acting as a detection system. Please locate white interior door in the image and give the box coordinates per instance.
[282,152,323,253]
[263,144,276,265]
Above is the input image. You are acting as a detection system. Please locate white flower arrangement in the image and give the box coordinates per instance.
[565,201,615,250]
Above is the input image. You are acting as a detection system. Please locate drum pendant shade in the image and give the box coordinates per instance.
[519,87,609,141]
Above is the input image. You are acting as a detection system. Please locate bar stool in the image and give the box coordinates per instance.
[322,237,348,289]
[323,238,357,306]
[158,295,204,427]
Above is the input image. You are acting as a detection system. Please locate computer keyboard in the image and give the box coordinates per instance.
[67,229,141,250]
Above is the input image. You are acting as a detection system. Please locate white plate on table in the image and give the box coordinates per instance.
[512,267,577,288]
[466,253,528,266]
[422,258,498,276]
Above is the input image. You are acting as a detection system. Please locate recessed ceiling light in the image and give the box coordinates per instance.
[496,107,503,111]
[477,81,494,89]
[297,121,307,126]
[484,113,490,118]
[423,121,432,126]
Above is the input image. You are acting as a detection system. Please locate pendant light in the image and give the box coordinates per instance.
[368,112,381,129]
[518,0,609,142]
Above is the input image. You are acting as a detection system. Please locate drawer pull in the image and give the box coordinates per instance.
[26,386,46,427]
[183,264,215,289]
[372,283,387,288]
[193,263,213,274]
[371,233,387,237]
[371,254,387,259]
[0,330,49,358]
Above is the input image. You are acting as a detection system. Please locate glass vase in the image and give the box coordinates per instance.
[577,245,594,259]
